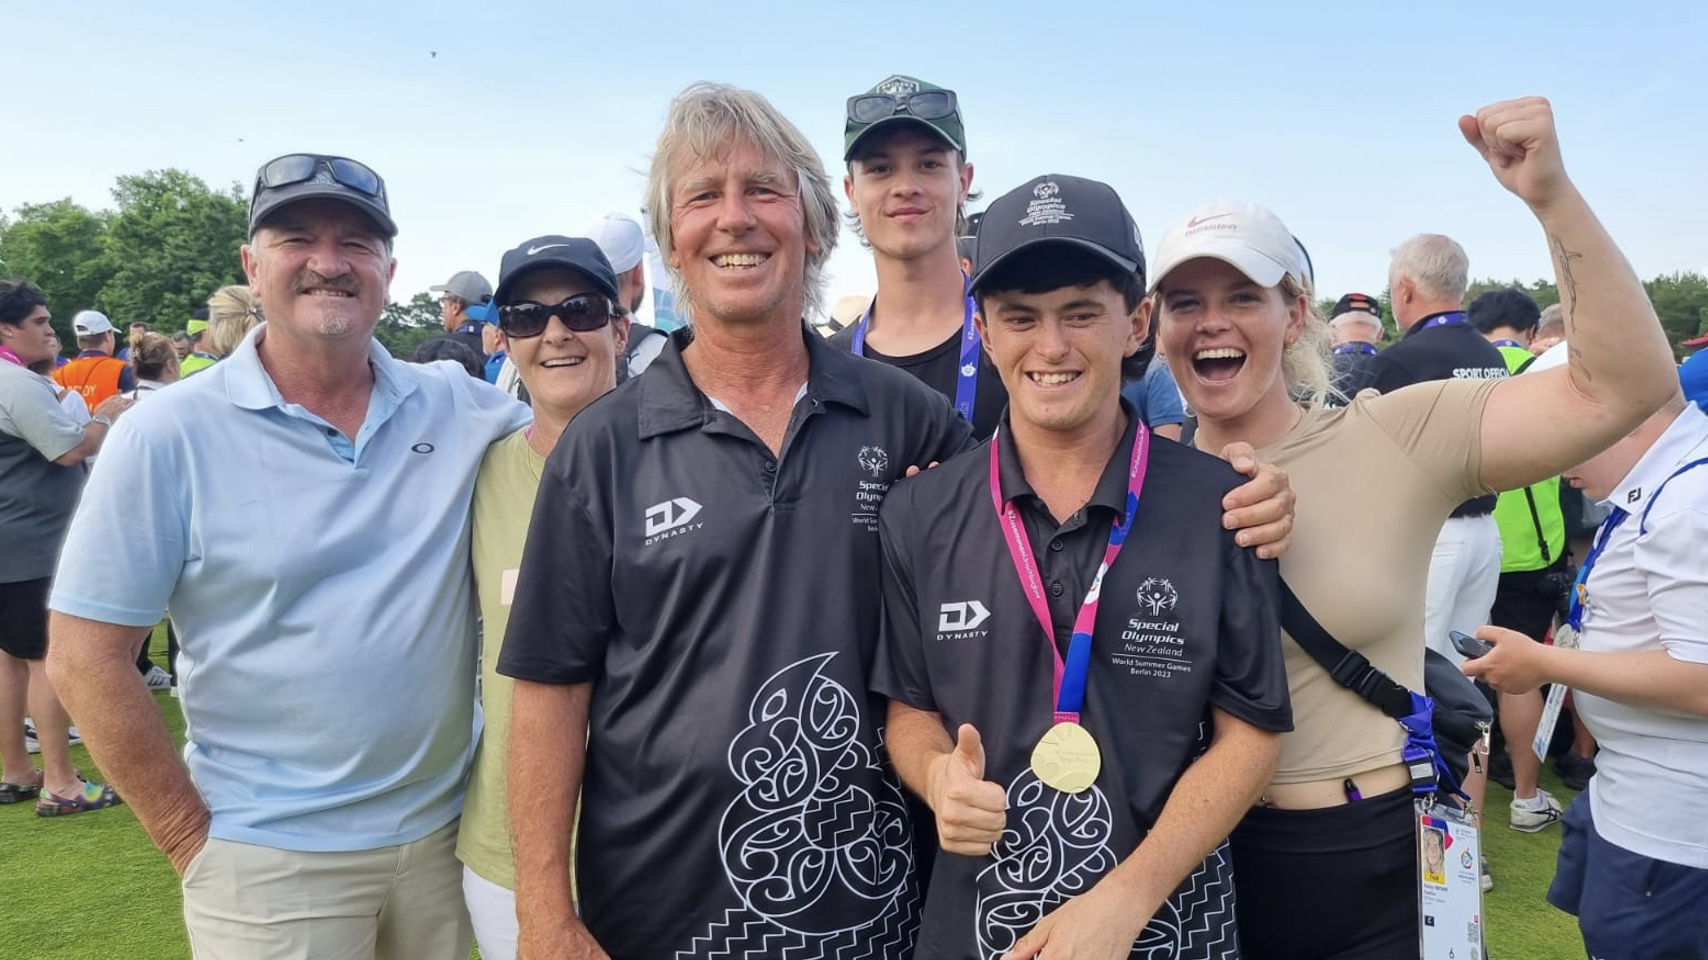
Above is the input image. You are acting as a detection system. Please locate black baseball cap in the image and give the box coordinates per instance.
[1331,293,1382,319]
[970,175,1145,293]
[248,153,397,239]
[494,236,619,305]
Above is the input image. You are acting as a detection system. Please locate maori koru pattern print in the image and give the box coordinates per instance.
[680,653,920,958]
[974,771,1238,960]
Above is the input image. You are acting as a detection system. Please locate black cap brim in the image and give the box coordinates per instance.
[969,237,1140,296]
[249,182,398,239]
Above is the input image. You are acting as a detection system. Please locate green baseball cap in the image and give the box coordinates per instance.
[843,75,967,161]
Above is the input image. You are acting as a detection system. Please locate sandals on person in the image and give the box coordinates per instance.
[0,768,43,803]
[35,778,122,817]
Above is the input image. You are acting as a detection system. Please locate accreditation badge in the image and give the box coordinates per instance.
[1416,799,1483,960]
[1531,623,1580,762]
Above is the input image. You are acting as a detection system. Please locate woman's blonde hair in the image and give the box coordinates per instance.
[1280,274,1336,406]
[205,285,264,357]
[131,332,180,382]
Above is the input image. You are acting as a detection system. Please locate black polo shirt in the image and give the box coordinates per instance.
[872,404,1291,960]
[498,325,972,960]
[829,316,1007,440]
[1328,344,1380,407]
[1363,312,1508,513]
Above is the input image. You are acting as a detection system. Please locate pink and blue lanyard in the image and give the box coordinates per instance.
[852,275,981,424]
[989,422,1151,724]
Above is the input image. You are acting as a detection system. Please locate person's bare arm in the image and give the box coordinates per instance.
[1151,423,1183,442]
[1003,709,1280,960]
[51,395,133,466]
[1466,98,1680,492]
[1467,627,1708,717]
[509,679,610,960]
[45,612,209,873]
[886,700,1008,857]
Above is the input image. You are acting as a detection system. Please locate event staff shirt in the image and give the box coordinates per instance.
[1575,402,1708,868]
[50,325,530,851]
[830,314,1007,439]
[498,326,973,959]
[1362,312,1507,514]
[872,404,1291,960]
[1491,344,1566,571]
[0,360,89,582]
[54,349,135,411]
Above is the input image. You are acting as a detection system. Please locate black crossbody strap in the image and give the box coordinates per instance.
[1279,579,1415,721]
[1522,486,1552,563]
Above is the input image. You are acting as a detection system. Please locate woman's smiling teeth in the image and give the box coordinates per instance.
[1029,371,1079,386]
[541,357,585,368]
[711,253,768,269]
[1193,347,1247,382]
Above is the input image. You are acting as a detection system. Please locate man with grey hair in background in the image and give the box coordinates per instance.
[1532,301,1567,355]
[1326,291,1385,403]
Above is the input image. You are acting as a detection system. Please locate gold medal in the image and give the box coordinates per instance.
[1030,721,1102,794]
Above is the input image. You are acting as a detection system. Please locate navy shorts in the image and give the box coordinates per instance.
[0,577,51,660]
[1548,790,1708,960]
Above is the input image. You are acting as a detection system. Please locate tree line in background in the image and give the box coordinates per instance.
[4,168,1705,360]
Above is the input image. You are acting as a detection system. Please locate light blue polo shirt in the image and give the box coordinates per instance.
[51,325,529,852]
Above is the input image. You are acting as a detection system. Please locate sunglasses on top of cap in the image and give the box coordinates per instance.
[847,88,959,125]
[498,294,616,339]
[252,155,385,203]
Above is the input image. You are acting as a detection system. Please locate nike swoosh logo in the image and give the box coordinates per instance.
[1187,213,1233,228]
[527,243,571,255]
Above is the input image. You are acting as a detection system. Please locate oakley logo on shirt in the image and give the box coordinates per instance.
[644,497,703,543]
[937,600,991,637]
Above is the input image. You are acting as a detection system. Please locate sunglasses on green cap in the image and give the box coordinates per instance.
[846,88,959,125]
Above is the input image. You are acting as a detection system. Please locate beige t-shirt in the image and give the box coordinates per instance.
[456,428,544,887]
[1254,379,1500,783]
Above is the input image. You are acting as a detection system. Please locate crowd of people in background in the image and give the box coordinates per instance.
[2,79,1706,960]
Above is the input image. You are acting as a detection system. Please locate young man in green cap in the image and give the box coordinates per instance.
[830,74,1006,438]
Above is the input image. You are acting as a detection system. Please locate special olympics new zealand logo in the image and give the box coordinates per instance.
[858,446,890,478]
[1033,182,1060,200]
[1136,578,1179,616]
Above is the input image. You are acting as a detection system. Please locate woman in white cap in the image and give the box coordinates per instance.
[1146,97,1680,958]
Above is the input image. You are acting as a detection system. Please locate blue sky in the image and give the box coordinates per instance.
[5,0,1704,322]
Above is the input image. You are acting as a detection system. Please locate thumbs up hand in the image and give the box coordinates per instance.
[927,723,1009,856]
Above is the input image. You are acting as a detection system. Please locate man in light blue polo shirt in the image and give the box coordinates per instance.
[45,153,528,960]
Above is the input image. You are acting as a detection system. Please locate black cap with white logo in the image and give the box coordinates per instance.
[970,174,1145,293]
[494,236,620,305]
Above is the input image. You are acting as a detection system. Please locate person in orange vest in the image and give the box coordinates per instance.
[53,311,135,413]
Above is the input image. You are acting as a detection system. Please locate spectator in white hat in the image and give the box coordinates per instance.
[583,212,667,380]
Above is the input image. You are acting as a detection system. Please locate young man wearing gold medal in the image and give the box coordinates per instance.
[875,175,1292,960]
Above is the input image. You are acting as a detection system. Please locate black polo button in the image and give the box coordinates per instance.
[1049,538,1064,552]
[763,459,777,473]
[1049,580,1065,597]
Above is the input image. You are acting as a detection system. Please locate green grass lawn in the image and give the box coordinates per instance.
[2,629,1585,958]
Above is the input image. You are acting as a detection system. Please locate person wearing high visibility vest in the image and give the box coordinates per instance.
[53,311,135,412]
[1470,287,1572,832]
[178,314,218,377]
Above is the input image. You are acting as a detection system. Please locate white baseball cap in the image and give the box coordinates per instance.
[72,310,115,336]
[1149,200,1309,293]
[582,212,647,274]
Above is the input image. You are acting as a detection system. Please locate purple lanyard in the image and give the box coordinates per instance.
[1420,311,1468,330]
[1333,343,1377,356]
[1492,339,1524,349]
[988,423,1151,723]
[851,276,980,424]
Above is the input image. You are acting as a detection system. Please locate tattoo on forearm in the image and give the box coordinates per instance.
[1551,235,1583,333]
[1569,344,1592,383]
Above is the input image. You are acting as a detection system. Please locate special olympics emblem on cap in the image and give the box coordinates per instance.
[1034,182,1060,200]
[876,76,919,96]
